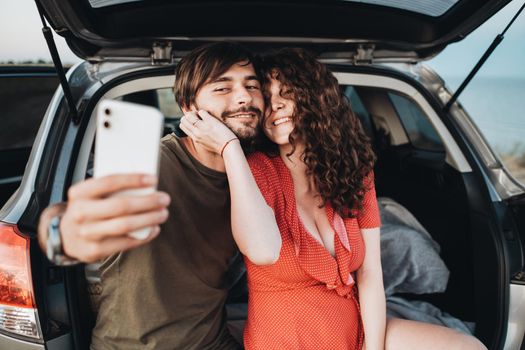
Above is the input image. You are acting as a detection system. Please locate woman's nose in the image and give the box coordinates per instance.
[271,96,285,111]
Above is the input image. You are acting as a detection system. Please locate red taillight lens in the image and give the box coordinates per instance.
[0,223,34,308]
[0,222,42,339]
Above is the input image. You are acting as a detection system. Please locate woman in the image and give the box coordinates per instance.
[180,48,486,350]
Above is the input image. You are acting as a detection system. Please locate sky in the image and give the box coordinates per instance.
[0,0,524,81]
[428,0,525,79]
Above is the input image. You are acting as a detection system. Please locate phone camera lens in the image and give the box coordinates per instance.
[104,108,111,116]
[103,121,111,128]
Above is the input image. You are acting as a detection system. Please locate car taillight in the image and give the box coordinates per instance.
[0,222,42,340]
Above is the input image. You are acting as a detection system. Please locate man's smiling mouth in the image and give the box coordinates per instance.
[222,106,262,120]
[227,113,256,119]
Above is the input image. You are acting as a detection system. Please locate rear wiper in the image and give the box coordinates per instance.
[444,1,525,112]
[35,1,79,123]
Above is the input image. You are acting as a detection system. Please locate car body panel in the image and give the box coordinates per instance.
[0,332,44,350]
[506,284,525,349]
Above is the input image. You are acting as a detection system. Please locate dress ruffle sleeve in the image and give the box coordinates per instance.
[247,152,279,211]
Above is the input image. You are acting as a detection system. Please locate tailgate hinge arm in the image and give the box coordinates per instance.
[35,1,79,124]
[444,1,525,113]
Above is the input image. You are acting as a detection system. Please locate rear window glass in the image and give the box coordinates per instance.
[89,0,457,16]
[388,92,444,152]
[157,88,183,118]
[451,78,525,186]
[344,0,457,17]
[343,85,375,137]
[0,75,57,151]
[90,0,148,7]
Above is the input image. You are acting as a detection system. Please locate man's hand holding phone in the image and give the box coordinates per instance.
[39,174,170,263]
[94,100,164,239]
[39,100,168,263]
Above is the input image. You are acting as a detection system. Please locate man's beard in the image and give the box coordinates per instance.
[220,106,262,142]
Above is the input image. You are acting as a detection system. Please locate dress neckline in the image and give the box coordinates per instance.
[275,155,338,261]
[271,154,357,290]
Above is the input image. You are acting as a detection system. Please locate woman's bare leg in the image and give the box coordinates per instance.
[385,318,487,350]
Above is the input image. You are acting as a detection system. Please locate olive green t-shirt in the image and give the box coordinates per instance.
[90,134,241,350]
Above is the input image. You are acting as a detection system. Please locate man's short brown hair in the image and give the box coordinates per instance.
[174,42,260,110]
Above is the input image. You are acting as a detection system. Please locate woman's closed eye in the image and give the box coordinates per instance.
[280,89,293,98]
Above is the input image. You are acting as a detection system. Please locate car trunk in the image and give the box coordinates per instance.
[24,62,505,350]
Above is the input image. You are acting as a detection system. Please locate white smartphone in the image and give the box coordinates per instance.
[93,99,164,239]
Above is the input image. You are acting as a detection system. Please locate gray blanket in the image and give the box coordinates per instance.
[379,197,474,334]
[386,296,475,334]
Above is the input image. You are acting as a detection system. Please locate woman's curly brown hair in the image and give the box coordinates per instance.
[258,48,376,218]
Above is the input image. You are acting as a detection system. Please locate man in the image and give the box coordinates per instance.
[38,42,265,349]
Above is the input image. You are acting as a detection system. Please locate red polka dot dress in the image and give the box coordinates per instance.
[244,152,381,350]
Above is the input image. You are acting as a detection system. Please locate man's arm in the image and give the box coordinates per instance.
[38,174,171,263]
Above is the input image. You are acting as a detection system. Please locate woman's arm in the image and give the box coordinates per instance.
[180,110,282,265]
[357,227,386,350]
[222,141,282,264]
